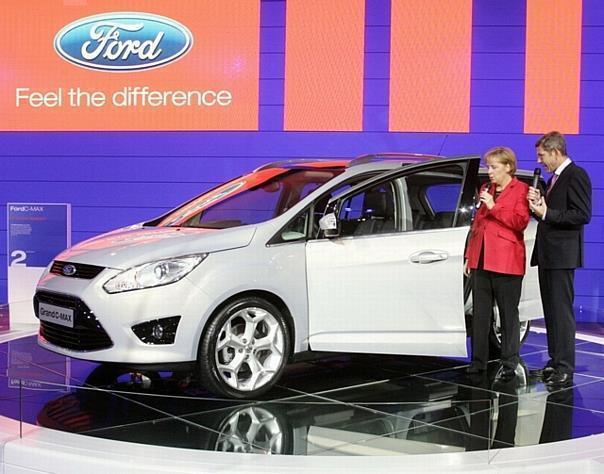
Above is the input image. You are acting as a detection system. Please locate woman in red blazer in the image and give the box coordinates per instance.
[464,146,530,379]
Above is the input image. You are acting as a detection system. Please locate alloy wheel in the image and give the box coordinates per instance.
[214,306,285,392]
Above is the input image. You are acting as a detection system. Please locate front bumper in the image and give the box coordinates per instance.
[34,267,215,364]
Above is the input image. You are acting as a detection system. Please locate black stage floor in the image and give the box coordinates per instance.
[1,327,603,456]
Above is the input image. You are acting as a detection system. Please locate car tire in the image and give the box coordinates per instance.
[198,297,291,399]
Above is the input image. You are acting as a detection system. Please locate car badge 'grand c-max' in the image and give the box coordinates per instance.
[54,12,193,71]
[62,264,77,277]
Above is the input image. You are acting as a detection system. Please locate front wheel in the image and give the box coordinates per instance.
[198,297,291,399]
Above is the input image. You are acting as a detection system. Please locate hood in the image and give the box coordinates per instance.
[55,225,257,269]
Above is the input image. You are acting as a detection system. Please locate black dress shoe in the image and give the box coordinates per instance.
[545,371,573,387]
[531,366,555,381]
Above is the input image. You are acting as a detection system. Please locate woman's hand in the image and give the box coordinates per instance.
[479,189,495,210]
[464,259,471,277]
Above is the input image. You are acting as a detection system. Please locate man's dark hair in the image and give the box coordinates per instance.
[536,131,567,156]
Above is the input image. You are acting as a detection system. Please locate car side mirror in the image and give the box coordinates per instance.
[319,212,339,238]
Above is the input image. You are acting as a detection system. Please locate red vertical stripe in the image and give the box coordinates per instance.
[284,0,365,131]
[524,0,582,134]
[389,0,472,132]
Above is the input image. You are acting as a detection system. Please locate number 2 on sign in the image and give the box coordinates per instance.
[10,250,27,266]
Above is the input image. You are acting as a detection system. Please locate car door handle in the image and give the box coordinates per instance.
[409,250,449,264]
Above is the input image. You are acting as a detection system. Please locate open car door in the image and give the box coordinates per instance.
[306,156,480,357]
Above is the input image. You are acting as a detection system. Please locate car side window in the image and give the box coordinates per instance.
[402,165,465,230]
[270,176,373,245]
[276,209,310,243]
[338,182,396,237]
[307,177,373,240]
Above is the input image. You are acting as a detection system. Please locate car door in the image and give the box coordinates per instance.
[306,157,480,357]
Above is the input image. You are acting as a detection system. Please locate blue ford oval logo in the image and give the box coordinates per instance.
[54,12,193,72]
[62,264,77,277]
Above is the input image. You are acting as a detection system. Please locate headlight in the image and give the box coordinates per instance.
[103,254,207,294]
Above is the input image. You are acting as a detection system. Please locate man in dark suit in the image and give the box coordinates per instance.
[527,131,592,388]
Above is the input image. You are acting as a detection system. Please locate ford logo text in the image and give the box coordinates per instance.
[54,12,193,72]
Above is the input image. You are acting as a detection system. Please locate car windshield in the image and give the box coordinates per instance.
[154,167,344,229]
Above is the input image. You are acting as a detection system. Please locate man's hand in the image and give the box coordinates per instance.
[527,186,541,203]
[527,186,546,218]
[464,259,471,277]
[528,191,547,219]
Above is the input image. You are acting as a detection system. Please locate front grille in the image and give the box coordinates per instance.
[50,261,105,280]
[34,291,113,351]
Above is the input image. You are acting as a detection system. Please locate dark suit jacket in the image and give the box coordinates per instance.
[531,162,592,269]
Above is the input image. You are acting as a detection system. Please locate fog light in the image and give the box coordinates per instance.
[132,316,180,345]
[152,324,164,340]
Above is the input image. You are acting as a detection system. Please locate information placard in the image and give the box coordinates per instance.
[7,203,71,326]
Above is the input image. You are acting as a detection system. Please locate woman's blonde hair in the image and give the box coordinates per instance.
[484,146,517,176]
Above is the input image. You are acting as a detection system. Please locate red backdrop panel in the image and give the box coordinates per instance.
[283,0,365,131]
[389,0,473,133]
[524,0,582,134]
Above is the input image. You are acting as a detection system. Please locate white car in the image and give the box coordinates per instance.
[34,154,543,398]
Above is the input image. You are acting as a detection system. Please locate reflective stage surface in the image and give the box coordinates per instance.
[1,327,604,457]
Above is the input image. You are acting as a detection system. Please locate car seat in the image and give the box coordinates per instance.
[354,190,391,235]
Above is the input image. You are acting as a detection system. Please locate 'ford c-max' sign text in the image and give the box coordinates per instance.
[54,12,193,71]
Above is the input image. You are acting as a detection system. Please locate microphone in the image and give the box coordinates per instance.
[476,182,492,209]
[531,167,542,204]
[532,167,541,189]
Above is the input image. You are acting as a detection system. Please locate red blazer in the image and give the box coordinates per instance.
[465,177,530,275]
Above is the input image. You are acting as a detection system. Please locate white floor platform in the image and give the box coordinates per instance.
[1,324,604,473]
